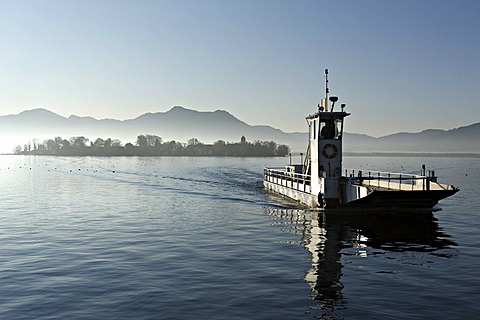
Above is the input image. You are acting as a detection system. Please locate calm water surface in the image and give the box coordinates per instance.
[0,155,478,319]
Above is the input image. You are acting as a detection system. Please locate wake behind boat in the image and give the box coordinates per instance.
[263,69,458,211]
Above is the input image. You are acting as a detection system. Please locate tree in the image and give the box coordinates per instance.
[187,138,201,146]
[60,138,71,151]
[136,135,148,148]
[104,138,112,148]
[70,136,89,148]
[92,138,105,148]
[44,139,59,154]
[214,140,226,146]
[276,144,290,156]
[111,139,122,147]
[145,134,162,147]
[55,137,65,148]
[163,140,183,154]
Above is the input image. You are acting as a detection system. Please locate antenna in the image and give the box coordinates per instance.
[325,69,329,105]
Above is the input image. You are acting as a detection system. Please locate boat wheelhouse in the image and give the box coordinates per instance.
[263,69,458,210]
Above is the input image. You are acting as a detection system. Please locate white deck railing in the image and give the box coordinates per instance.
[344,169,457,191]
[264,167,312,193]
[264,167,457,193]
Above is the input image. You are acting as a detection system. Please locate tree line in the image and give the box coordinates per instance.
[14,134,290,157]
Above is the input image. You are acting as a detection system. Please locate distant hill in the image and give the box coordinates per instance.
[343,123,480,153]
[0,107,306,154]
[0,106,478,154]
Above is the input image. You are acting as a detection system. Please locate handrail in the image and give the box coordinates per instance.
[264,167,311,181]
[345,168,426,178]
[264,167,312,193]
[344,168,457,191]
[264,167,456,192]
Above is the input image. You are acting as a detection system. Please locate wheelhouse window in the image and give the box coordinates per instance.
[319,118,343,139]
[310,119,317,140]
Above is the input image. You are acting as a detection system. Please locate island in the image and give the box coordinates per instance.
[14,134,290,157]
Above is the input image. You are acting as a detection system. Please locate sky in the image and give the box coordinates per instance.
[0,0,479,137]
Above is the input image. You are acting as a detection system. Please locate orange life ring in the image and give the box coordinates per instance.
[322,143,338,159]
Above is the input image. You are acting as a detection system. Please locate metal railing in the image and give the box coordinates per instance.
[344,169,457,191]
[264,167,312,193]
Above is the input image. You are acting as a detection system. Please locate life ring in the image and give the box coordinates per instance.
[322,143,338,159]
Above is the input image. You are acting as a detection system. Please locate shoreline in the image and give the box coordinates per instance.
[3,152,480,158]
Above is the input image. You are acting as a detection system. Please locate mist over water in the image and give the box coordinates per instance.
[0,155,478,319]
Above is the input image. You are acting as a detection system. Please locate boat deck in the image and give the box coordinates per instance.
[345,169,458,192]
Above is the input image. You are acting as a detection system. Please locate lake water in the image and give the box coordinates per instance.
[0,155,478,319]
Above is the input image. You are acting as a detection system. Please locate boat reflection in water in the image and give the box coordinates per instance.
[264,208,457,317]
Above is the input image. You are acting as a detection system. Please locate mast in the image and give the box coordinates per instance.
[325,68,329,107]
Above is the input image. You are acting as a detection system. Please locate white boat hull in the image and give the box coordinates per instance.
[264,180,319,208]
[263,168,458,211]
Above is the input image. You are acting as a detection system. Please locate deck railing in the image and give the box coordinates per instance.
[264,167,311,193]
[344,169,457,191]
[264,167,456,193]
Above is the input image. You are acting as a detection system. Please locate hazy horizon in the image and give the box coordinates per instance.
[1,106,478,155]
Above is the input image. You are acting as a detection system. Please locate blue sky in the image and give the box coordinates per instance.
[0,0,479,137]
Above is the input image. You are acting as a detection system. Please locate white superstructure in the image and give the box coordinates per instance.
[264,69,458,210]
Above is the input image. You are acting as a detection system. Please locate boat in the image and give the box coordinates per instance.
[263,69,459,211]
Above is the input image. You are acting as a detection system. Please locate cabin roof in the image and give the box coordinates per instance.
[306,111,351,120]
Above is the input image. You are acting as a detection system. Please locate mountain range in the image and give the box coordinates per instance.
[0,106,479,154]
